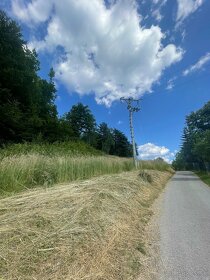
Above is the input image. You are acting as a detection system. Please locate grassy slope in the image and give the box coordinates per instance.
[0,169,173,280]
[196,172,210,186]
[0,142,129,195]
[0,142,103,157]
[0,142,172,196]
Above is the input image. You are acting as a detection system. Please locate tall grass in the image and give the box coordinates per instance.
[0,143,173,196]
[0,141,103,158]
[138,159,172,171]
[0,155,134,195]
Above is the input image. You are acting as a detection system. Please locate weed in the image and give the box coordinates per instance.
[139,170,153,183]
[136,242,146,255]
[196,172,210,186]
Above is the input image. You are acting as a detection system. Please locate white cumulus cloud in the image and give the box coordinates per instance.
[12,0,53,23]
[12,0,183,106]
[176,0,203,24]
[138,143,174,163]
[183,52,210,76]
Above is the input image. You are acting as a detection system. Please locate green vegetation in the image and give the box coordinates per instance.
[0,9,174,280]
[139,158,171,172]
[0,10,172,197]
[0,155,134,196]
[172,101,210,172]
[0,141,103,158]
[0,142,172,196]
[196,172,210,186]
[0,10,132,157]
[0,11,59,143]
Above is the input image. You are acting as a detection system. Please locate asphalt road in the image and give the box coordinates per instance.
[159,171,210,280]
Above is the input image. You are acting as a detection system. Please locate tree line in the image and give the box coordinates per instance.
[172,101,210,171]
[0,10,133,157]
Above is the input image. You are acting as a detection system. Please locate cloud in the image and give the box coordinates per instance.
[166,80,174,90]
[12,0,53,23]
[12,0,183,106]
[176,0,203,24]
[152,0,167,22]
[166,76,177,90]
[152,8,163,22]
[138,142,174,163]
[153,0,167,5]
[183,52,210,76]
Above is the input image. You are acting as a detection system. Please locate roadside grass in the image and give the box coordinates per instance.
[0,143,173,196]
[0,170,172,280]
[0,141,103,158]
[0,155,134,195]
[196,172,210,186]
[138,160,170,172]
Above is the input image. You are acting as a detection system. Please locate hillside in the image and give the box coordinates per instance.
[0,142,126,196]
[0,142,172,196]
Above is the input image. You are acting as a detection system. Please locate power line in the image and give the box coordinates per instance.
[120,97,140,168]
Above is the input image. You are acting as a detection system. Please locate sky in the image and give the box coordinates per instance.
[1,0,210,162]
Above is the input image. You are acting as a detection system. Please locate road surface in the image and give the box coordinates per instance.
[160,171,210,280]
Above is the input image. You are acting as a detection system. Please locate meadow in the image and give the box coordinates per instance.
[0,142,171,196]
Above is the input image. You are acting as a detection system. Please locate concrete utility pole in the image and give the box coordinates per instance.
[120,97,140,168]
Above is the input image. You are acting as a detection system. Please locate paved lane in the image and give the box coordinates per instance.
[160,171,210,280]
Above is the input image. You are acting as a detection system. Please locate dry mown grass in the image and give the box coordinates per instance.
[0,170,172,280]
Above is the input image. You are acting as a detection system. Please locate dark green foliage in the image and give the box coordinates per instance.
[110,129,132,157]
[173,101,210,171]
[96,122,114,154]
[0,10,133,158]
[65,103,96,137]
[0,10,59,143]
[65,103,96,145]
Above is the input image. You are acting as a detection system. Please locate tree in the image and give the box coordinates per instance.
[0,10,38,142]
[0,10,61,143]
[66,103,96,145]
[172,152,186,170]
[35,69,59,142]
[96,123,114,154]
[110,129,132,157]
[193,130,210,171]
[173,101,210,171]
[0,11,140,154]
[55,117,75,141]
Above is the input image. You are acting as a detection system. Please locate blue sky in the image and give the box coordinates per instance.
[1,0,210,162]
